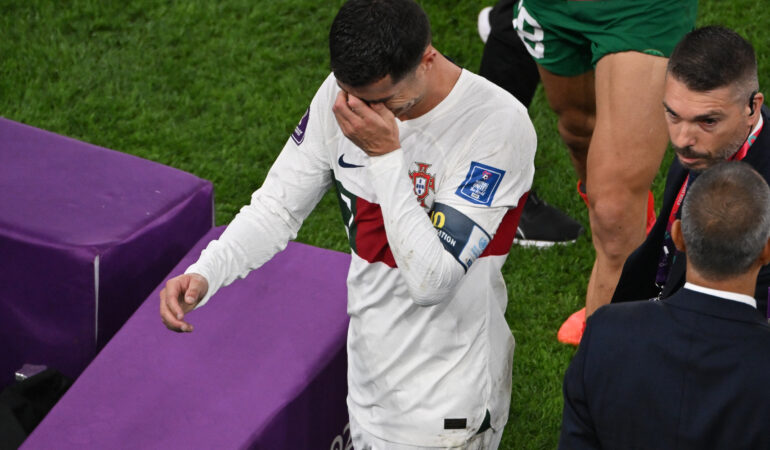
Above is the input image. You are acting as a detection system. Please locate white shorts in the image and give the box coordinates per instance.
[348,413,503,450]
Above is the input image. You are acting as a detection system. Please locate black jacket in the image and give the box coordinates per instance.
[613,106,770,316]
[561,288,770,449]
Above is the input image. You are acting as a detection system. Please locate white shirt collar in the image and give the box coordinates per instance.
[684,282,757,309]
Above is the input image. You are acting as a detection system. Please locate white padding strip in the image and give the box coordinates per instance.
[94,255,100,346]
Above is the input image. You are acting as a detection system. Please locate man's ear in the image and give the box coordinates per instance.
[671,219,686,253]
[758,237,770,266]
[420,45,437,72]
[751,91,764,116]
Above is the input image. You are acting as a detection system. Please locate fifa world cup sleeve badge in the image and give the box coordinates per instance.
[456,162,505,206]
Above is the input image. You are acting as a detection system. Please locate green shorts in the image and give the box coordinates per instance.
[514,0,697,77]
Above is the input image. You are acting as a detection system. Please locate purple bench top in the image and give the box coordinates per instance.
[0,117,211,249]
[23,226,352,449]
[1,117,214,388]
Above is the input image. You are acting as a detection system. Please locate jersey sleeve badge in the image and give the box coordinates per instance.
[455,162,505,205]
[291,108,310,145]
[408,162,436,207]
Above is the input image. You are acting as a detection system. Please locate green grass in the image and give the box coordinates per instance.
[2,1,768,448]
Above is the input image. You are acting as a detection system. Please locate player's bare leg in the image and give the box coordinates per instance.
[535,67,594,344]
[537,52,668,319]
[584,52,669,315]
[536,68,595,182]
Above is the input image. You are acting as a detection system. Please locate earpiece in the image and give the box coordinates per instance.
[749,90,757,116]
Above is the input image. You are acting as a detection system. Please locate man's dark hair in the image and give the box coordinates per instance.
[681,161,770,280]
[668,26,758,97]
[329,0,431,87]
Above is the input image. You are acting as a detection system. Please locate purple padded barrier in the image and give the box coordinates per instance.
[0,117,214,389]
[22,226,352,449]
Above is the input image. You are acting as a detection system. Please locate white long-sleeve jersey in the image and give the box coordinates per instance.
[186,69,536,446]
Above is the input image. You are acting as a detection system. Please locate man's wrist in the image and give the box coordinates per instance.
[361,142,401,157]
[366,147,403,172]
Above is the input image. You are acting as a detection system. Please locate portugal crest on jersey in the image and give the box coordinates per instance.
[408,162,435,207]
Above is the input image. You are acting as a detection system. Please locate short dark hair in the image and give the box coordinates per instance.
[668,26,758,98]
[329,0,431,87]
[681,161,770,280]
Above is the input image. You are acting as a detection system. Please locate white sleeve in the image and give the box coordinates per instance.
[369,111,535,306]
[368,149,463,306]
[185,76,337,307]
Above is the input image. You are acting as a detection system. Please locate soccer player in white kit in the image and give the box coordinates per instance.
[159,1,536,448]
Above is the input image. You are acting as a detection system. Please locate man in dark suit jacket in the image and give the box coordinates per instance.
[560,161,770,449]
[612,26,770,317]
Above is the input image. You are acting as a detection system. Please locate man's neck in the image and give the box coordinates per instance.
[686,265,759,297]
[402,54,461,120]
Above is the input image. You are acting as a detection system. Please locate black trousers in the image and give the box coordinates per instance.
[478,0,540,108]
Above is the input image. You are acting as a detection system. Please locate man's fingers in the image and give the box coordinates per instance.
[345,94,395,129]
[185,285,200,305]
[161,283,185,320]
[346,93,366,113]
[347,94,384,122]
[184,275,208,306]
[159,296,193,332]
[332,90,399,154]
[370,101,395,121]
[337,92,376,122]
[333,91,354,120]
[184,293,198,305]
[333,89,347,108]
[159,299,179,331]
[158,274,205,332]
[333,94,355,131]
